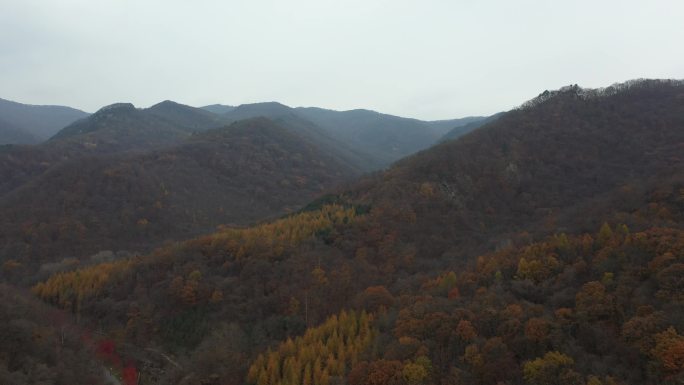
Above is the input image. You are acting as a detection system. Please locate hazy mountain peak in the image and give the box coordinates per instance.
[150,100,181,108]
[346,108,380,115]
[146,100,202,115]
[145,100,229,132]
[519,78,684,110]
[95,102,137,114]
[232,101,292,114]
[220,102,298,127]
[239,101,290,108]
[199,104,235,114]
[48,101,201,150]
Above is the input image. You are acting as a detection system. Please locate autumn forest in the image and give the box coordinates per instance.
[1,79,683,385]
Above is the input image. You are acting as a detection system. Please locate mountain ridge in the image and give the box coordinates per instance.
[212,101,489,169]
[0,97,89,143]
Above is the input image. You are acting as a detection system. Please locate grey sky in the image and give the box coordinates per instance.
[1,0,683,120]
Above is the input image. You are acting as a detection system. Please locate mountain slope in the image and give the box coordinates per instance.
[200,104,236,114]
[440,111,505,142]
[0,102,201,198]
[0,118,359,269]
[0,118,38,145]
[49,102,202,152]
[220,103,381,171]
[224,102,293,121]
[145,100,230,130]
[426,115,486,132]
[0,101,234,198]
[351,80,684,255]
[30,80,684,384]
[295,107,482,166]
[215,102,486,170]
[0,97,89,141]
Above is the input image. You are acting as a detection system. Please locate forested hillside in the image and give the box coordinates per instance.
[25,80,684,384]
[350,80,684,256]
[49,102,215,153]
[0,284,110,384]
[340,225,684,385]
[0,96,479,278]
[440,112,505,142]
[0,119,358,279]
[0,101,224,200]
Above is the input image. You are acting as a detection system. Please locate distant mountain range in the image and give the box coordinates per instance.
[1,96,488,169]
[0,98,88,143]
[0,101,235,201]
[206,101,485,169]
[0,96,491,272]
[49,101,228,153]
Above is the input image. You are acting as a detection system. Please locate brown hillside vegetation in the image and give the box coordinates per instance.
[28,80,684,384]
[0,118,358,279]
[0,100,226,200]
[351,79,684,256]
[0,284,109,384]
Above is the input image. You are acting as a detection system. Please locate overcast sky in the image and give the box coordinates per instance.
[1,0,683,120]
